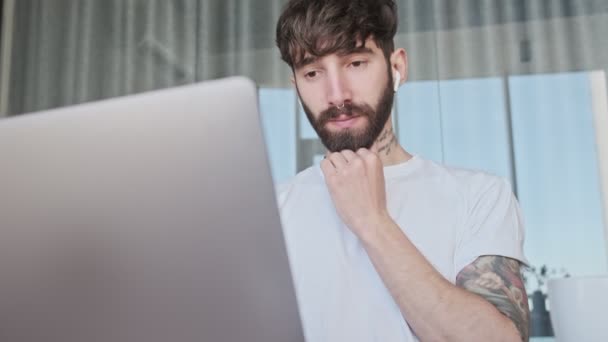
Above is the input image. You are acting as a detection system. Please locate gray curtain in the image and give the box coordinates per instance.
[0,0,289,116]
[2,0,608,116]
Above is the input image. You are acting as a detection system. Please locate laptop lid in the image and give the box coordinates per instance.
[0,77,305,342]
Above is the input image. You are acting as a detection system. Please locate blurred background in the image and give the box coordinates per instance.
[1,1,607,339]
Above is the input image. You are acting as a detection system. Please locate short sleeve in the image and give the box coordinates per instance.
[453,176,528,275]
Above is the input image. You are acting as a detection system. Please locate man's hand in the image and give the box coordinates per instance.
[320,148,391,240]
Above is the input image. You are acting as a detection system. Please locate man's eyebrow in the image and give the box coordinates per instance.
[295,46,374,69]
[296,56,319,69]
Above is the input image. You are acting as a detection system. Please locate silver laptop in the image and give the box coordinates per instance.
[0,77,305,342]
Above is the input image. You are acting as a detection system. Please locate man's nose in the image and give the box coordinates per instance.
[326,72,352,107]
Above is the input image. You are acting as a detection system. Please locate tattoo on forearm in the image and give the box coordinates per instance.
[456,256,530,341]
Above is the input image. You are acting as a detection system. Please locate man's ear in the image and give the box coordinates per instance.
[390,48,408,87]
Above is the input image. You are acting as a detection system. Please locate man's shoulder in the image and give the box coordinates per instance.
[411,157,511,196]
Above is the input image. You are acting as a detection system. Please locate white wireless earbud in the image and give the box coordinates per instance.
[393,71,401,92]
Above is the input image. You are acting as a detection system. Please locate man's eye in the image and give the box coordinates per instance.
[351,60,367,68]
[304,71,318,79]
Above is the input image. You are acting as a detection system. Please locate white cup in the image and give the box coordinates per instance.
[547,275,608,342]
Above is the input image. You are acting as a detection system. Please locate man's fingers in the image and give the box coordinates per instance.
[320,158,336,175]
[323,149,373,177]
[340,150,358,163]
[356,148,372,157]
[327,152,348,169]
[356,148,381,164]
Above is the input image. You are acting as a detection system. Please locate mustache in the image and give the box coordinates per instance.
[317,103,372,126]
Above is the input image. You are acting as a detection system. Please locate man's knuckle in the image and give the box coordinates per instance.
[352,158,364,167]
[365,153,379,164]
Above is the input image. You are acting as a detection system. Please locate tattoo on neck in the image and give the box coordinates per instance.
[377,129,392,144]
[377,133,397,156]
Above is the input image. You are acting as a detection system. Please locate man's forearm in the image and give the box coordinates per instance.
[359,217,522,342]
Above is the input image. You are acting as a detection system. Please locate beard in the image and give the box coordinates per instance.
[300,75,395,152]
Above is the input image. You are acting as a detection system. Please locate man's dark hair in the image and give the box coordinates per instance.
[276,0,398,69]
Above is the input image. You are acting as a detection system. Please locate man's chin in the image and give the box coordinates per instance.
[322,127,366,142]
[320,132,374,152]
[315,115,379,151]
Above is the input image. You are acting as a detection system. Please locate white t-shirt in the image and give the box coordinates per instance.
[276,155,527,342]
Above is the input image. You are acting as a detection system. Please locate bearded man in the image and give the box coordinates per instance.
[275,1,530,341]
